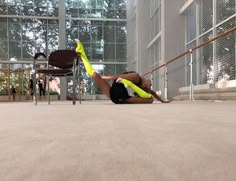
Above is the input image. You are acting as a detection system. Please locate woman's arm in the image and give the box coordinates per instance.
[126,96,154,104]
[102,72,141,84]
[149,90,172,103]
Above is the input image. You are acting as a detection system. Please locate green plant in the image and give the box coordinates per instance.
[49,91,59,95]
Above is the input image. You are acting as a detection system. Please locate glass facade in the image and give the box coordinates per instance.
[0,0,127,96]
[65,0,127,95]
[186,0,236,85]
[149,0,161,91]
[0,0,59,61]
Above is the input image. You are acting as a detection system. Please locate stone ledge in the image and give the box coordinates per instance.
[175,80,236,100]
[174,92,236,101]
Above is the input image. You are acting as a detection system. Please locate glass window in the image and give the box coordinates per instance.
[215,18,235,81]
[0,5,7,14]
[103,9,115,18]
[199,31,213,84]
[0,41,8,59]
[104,26,115,43]
[104,0,115,10]
[154,40,160,64]
[116,44,126,60]
[187,4,196,42]
[8,22,21,41]
[8,5,21,15]
[154,8,161,35]
[21,6,35,16]
[115,10,126,19]
[67,25,79,43]
[35,0,47,7]
[92,42,104,60]
[22,41,34,59]
[91,25,103,43]
[97,0,103,9]
[48,7,58,16]
[216,0,235,24]
[0,18,7,41]
[150,16,155,39]
[22,19,35,41]
[0,0,8,5]
[48,0,58,7]
[21,0,34,6]
[104,43,115,60]
[115,0,126,10]
[48,23,59,53]
[9,41,21,59]
[116,64,127,74]
[199,0,213,34]
[116,26,126,43]
[104,64,115,75]
[90,9,102,18]
[79,25,91,43]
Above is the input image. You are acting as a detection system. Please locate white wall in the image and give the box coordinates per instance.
[163,0,185,98]
[127,0,186,98]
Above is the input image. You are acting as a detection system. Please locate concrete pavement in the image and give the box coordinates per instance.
[0,100,235,181]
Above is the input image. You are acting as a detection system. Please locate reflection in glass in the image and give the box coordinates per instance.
[216,0,235,24]
[0,41,8,59]
[104,26,115,43]
[199,0,213,34]
[215,18,235,81]
[9,41,21,59]
[116,44,126,60]
[199,32,213,84]
[104,43,115,60]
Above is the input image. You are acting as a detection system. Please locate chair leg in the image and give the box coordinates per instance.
[78,58,81,104]
[48,76,50,105]
[72,59,76,105]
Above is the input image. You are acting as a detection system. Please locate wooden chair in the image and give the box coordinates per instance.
[32,50,81,105]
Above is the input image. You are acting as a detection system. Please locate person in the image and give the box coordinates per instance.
[11,85,16,101]
[38,79,45,98]
[29,78,33,96]
[76,40,172,104]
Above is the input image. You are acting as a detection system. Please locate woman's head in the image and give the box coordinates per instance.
[141,79,152,92]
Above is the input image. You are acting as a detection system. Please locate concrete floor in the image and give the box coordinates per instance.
[0,100,236,181]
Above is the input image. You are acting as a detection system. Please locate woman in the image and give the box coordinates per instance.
[76,40,171,104]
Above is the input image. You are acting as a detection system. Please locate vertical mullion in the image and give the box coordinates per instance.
[213,0,216,84]
[196,1,200,84]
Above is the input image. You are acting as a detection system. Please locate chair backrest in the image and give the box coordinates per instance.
[34,53,47,60]
[49,50,78,69]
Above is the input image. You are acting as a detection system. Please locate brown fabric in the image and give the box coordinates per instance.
[37,69,73,77]
[49,50,78,69]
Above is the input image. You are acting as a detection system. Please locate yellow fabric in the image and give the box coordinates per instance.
[119,79,152,98]
[76,41,95,76]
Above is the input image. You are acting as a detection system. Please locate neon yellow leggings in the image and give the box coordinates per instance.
[76,41,95,76]
[118,78,152,98]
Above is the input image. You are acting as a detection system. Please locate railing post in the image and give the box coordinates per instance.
[164,63,168,100]
[189,49,194,101]
[33,57,37,105]
[150,70,153,90]
[48,76,51,105]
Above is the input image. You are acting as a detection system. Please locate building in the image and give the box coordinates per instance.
[127,0,235,99]
[0,0,127,100]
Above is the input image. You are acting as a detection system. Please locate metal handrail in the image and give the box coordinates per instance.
[143,26,236,100]
[143,26,236,77]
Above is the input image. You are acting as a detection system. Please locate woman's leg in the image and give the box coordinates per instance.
[76,41,111,98]
[92,73,111,98]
